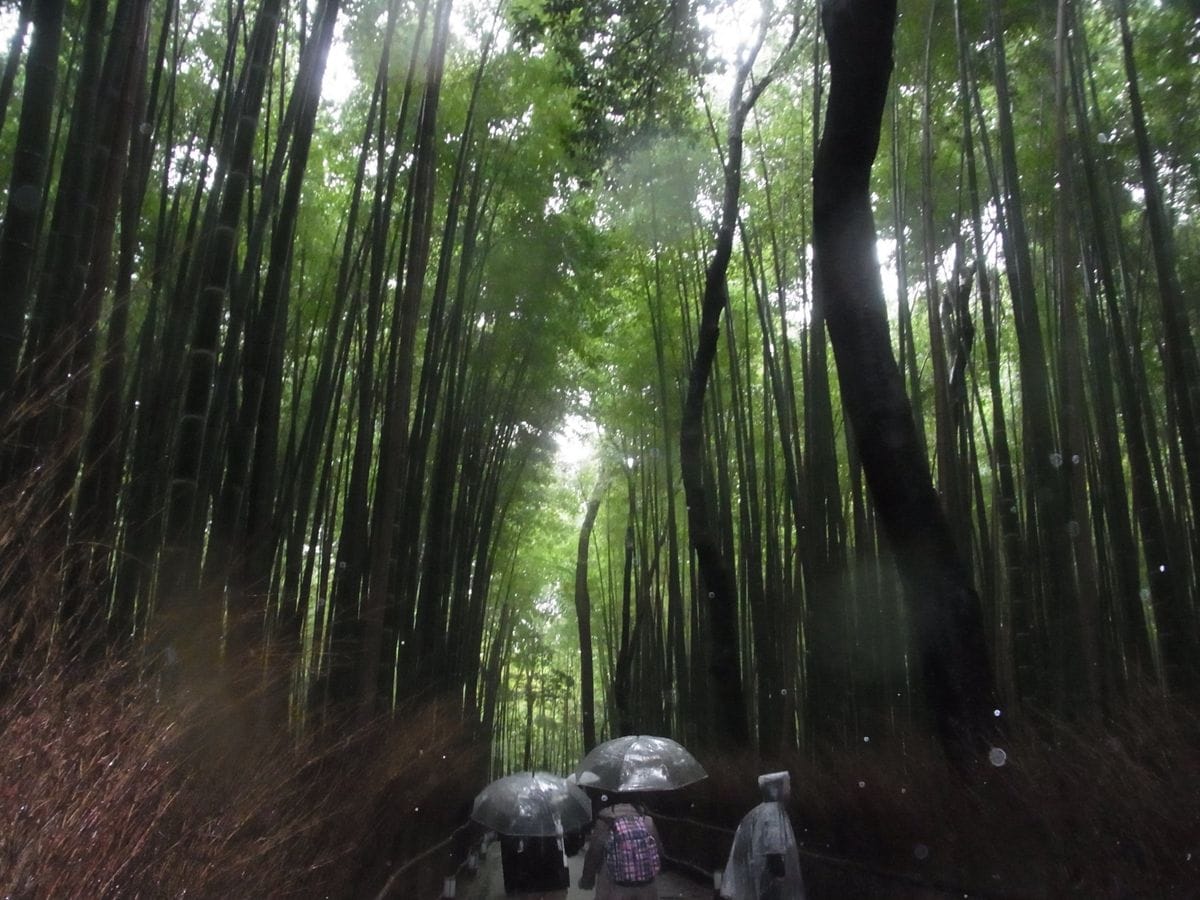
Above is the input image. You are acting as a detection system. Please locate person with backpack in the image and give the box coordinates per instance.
[719,771,805,900]
[578,794,663,899]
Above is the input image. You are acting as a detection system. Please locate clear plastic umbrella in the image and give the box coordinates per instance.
[573,734,707,792]
[471,771,594,837]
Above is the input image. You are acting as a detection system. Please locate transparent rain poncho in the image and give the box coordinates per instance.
[720,772,806,900]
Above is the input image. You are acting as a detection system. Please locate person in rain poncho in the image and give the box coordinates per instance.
[719,771,805,900]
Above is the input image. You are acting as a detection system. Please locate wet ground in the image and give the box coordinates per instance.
[458,840,713,900]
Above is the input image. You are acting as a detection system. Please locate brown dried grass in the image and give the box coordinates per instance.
[0,408,483,899]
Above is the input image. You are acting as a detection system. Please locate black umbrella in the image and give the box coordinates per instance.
[573,734,707,792]
[471,771,593,837]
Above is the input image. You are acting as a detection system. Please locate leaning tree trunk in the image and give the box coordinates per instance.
[679,40,773,748]
[574,473,607,751]
[811,0,996,759]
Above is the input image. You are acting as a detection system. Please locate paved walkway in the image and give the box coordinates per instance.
[458,841,712,900]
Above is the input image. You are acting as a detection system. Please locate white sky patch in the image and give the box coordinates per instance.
[554,413,599,470]
[697,1,765,70]
[697,0,797,106]
[875,237,901,316]
[0,7,21,46]
[448,0,512,54]
[783,239,901,333]
[534,592,561,618]
[321,19,356,106]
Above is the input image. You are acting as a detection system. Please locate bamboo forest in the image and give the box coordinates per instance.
[1,0,1197,895]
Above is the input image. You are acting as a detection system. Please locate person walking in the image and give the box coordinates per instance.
[579,795,662,899]
[719,772,805,900]
[499,831,570,898]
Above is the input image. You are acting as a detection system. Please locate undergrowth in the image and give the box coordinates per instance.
[0,416,484,899]
[0,642,482,898]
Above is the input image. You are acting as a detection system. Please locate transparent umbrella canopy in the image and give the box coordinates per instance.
[573,734,707,792]
[471,771,594,837]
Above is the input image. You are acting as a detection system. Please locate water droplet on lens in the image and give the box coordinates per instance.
[988,747,1007,767]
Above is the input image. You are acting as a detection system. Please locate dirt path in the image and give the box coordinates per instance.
[457,841,713,900]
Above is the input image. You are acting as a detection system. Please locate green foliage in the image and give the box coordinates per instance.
[507,0,715,168]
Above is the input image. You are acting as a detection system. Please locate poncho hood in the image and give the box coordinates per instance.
[758,770,790,802]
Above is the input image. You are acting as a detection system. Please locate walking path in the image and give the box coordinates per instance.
[458,840,712,900]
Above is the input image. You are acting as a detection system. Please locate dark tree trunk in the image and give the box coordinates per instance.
[357,0,453,714]
[678,24,783,749]
[574,475,606,751]
[0,0,65,400]
[163,0,282,596]
[812,0,996,759]
[1114,0,1200,692]
[0,0,32,139]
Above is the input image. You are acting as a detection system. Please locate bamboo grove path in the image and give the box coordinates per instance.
[458,841,711,900]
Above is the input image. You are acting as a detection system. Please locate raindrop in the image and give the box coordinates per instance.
[780,688,788,696]
[858,781,866,788]
[1159,564,1167,573]
[1049,452,1063,468]
[863,736,870,743]
[993,708,1002,717]
[1071,454,1081,465]
[707,591,716,599]
[900,787,906,794]
[914,844,929,860]
[1139,588,1151,602]
[988,747,1008,767]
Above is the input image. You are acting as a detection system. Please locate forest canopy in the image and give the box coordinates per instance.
[0,0,1197,776]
